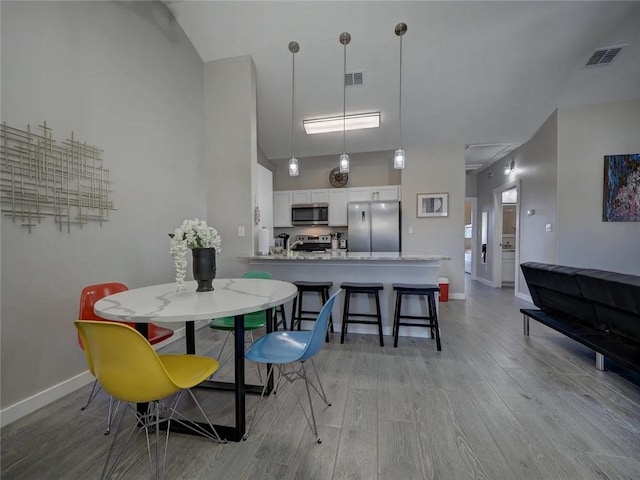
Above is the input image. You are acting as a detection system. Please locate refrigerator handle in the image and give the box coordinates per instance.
[362,211,366,222]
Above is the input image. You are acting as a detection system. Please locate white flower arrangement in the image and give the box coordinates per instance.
[169,218,222,290]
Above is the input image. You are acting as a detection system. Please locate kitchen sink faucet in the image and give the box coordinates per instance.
[287,239,303,254]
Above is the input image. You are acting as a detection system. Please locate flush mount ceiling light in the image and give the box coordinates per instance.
[288,41,300,177]
[394,22,407,170]
[303,112,380,135]
[339,31,351,174]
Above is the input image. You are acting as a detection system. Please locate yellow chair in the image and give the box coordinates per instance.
[78,282,174,435]
[75,320,225,480]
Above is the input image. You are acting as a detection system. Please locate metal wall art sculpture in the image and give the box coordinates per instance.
[0,121,115,233]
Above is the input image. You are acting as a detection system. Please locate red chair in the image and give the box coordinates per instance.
[77,282,174,434]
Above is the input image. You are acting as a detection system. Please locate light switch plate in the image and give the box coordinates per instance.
[408,226,414,234]
[238,226,245,237]
[545,223,552,232]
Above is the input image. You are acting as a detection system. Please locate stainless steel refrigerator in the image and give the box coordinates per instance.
[347,201,401,252]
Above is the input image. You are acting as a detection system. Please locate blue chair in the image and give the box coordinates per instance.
[244,289,342,443]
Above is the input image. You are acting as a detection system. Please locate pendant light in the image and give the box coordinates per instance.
[339,32,351,174]
[288,41,300,176]
[394,23,407,170]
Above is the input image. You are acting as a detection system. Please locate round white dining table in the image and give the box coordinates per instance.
[93,277,298,442]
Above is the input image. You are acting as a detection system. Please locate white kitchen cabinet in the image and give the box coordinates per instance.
[502,250,515,284]
[273,191,293,227]
[372,185,400,201]
[347,187,373,202]
[275,185,400,227]
[311,189,329,204]
[347,185,400,202]
[292,190,310,204]
[290,189,328,205]
[328,189,348,226]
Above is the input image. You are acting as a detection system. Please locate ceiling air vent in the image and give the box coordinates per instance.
[345,72,363,86]
[585,45,626,67]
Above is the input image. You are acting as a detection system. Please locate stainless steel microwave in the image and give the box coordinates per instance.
[291,203,329,225]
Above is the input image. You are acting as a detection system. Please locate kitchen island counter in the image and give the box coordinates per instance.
[244,252,449,339]
[245,252,450,262]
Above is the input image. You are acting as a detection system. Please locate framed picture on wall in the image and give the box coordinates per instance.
[417,193,448,218]
[602,154,640,222]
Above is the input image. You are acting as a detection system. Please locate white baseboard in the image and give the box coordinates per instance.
[0,371,95,428]
[0,321,205,428]
[449,293,466,300]
[515,291,534,305]
[475,277,495,287]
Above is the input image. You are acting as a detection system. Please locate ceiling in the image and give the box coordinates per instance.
[163,1,640,171]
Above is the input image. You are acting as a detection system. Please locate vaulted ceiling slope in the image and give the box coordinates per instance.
[164,1,640,167]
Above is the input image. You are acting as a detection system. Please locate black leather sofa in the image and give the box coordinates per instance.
[520,262,640,373]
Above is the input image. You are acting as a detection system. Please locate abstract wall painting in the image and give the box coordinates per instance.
[602,154,640,222]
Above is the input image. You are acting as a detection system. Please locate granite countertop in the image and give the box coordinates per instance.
[245,252,451,261]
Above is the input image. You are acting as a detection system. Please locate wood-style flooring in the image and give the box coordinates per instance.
[2,278,640,479]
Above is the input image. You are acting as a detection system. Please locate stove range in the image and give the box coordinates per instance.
[292,234,332,252]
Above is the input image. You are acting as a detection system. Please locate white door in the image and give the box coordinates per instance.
[492,182,520,292]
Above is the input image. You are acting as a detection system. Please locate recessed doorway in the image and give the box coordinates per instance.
[492,180,521,293]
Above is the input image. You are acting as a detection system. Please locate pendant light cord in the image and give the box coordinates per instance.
[398,33,403,148]
[291,50,295,158]
[342,41,347,154]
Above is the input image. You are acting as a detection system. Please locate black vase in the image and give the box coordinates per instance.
[191,248,216,292]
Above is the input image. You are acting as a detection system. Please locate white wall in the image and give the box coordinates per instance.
[475,111,559,293]
[514,111,559,292]
[1,1,204,411]
[401,144,466,297]
[557,100,640,274]
[465,173,478,197]
[203,56,258,277]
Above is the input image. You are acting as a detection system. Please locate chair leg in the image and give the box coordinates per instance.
[308,358,331,407]
[172,390,225,443]
[155,401,162,480]
[340,291,350,344]
[296,293,304,331]
[104,397,120,435]
[429,294,442,351]
[290,295,299,331]
[140,400,168,480]
[301,363,321,443]
[374,292,384,347]
[322,289,334,333]
[243,363,277,440]
[245,359,331,443]
[210,332,234,376]
[217,332,232,362]
[393,292,402,348]
[276,304,288,331]
[80,379,99,411]
[321,289,331,342]
[100,402,131,480]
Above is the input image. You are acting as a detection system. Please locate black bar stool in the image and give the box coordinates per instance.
[273,304,287,331]
[290,281,334,341]
[340,282,384,346]
[392,283,441,350]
